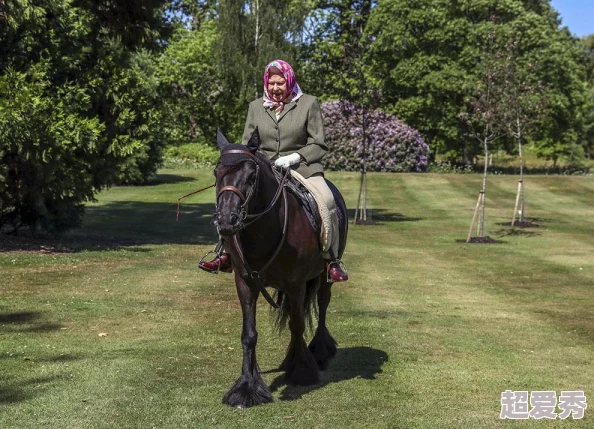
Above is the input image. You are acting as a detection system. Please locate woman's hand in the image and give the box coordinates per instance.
[274,153,302,169]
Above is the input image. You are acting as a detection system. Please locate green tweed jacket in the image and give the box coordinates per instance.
[241,94,328,178]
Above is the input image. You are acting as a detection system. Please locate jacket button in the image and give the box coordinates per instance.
[275,125,278,130]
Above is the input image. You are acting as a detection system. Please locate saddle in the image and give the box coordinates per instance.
[282,172,322,241]
[271,167,346,255]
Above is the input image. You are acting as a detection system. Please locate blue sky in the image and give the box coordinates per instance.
[550,0,594,37]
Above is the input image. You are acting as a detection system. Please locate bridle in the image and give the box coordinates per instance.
[216,149,289,229]
[215,148,291,308]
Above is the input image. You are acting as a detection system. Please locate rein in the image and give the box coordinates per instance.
[176,183,215,222]
[218,148,292,308]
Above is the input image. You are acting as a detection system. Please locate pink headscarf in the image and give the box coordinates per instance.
[263,60,303,113]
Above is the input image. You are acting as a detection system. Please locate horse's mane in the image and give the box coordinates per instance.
[217,143,271,171]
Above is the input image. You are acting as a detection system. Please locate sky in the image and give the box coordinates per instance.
[550,0,594,37]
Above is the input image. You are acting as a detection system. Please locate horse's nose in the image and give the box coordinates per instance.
[217,212,241,236]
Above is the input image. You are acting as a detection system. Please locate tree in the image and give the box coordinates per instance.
[580,34,594,85]
[300,0,378,224]
[215,0,307,140]
[460,30,507,242]
[158,21,222,144]
[299,0,375,102]
[366,0,589,164]
[580,34,594,159]
[0,0,170,233]
[498,38,547,226]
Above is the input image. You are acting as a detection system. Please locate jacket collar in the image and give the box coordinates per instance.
[263,98,299,123]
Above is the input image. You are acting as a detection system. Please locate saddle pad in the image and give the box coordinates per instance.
[290,170,331,252]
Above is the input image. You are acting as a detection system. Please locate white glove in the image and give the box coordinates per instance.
[274,152,302,169]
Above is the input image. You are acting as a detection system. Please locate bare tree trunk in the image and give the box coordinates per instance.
[467,192,483,243]
[467,136,489,242]
[354,104,374,225]
[354,171,363,225]
[511,119,525,226]
[354,171,373,224]
[479,136,488,237]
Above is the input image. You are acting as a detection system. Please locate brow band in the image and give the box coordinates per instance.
[221,149,256,158]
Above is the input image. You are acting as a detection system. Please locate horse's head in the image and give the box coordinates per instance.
[213,128,264,236]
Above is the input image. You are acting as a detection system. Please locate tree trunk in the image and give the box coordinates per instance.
[478,137,488,237]
[511,120,525,226]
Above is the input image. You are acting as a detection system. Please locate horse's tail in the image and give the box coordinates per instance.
[271,277,320,333]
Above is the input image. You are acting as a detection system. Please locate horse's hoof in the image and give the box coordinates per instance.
[308,328,338,370]
[284,351,320,386]
[285,364,320,386]
[222,374,273,408]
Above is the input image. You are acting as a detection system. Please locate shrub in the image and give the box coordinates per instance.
[163,142,220,167]
[0,1,169,233]
[428,161,475,174]
[321,101,429,172]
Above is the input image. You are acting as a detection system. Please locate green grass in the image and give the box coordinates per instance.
[1,169,593,428]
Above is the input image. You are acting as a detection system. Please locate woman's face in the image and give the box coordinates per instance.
[267,68,288,102]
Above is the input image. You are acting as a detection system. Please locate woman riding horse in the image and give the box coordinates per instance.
[200,59,348,283]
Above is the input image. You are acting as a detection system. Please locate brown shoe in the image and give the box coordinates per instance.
[328,261,348,282]
[199,252,232,273]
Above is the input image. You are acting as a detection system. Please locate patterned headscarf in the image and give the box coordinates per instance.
[263,60,303,113]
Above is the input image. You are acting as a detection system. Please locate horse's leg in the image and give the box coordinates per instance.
[308,275,337,370]
[222,274,272,408]
[280,284,320,385]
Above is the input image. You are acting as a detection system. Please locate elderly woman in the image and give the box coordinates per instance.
[200,59,347,282]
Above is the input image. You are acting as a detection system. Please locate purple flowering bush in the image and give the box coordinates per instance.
[321,101,429,172]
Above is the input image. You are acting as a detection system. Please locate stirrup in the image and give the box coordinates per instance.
[327,259,348,283]
[199,250,223,275]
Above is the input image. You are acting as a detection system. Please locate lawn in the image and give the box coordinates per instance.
[1,168,593,428]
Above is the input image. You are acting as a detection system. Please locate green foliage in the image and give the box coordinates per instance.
[585,85,594,159]
[157,22,222,144]
[580,35,594,158]
[0,0,170,233]
[215,0,308,140]
[580,34,594,84]
[163,142,220,166]
[366,0,589,164]
[427,161,475,174]
[0,67,102,232]
[299,0,376,104]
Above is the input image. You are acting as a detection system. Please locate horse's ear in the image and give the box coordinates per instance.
[246,128,260,153]
[217,128,230,152]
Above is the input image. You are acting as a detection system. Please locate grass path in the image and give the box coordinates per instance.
[1,170,593,428]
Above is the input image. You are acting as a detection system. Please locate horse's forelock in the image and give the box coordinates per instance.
[217,144,269,169]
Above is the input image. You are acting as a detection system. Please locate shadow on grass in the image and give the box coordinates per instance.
[0,311,40,323]
[0,374,73,404]
[2,205,419,253]
[0,202,219,253]
[493,228,542,238]
[0,311,64,333]
[144,173,197,186]
[267,346,388,401]
[347,209,422,224]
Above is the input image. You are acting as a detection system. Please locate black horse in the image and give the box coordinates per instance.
[213,129,348,408]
